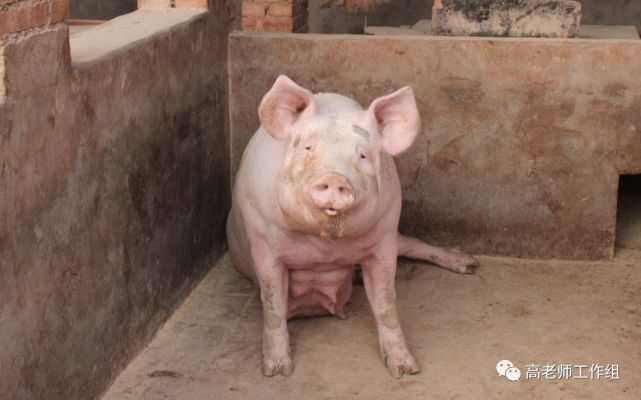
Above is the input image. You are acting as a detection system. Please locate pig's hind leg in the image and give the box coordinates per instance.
[397,234,478,274]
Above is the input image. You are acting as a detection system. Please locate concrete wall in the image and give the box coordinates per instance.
[580,0,641,35]
[69,0,136,20]
[228,32,641,261]
[0,2,235,399]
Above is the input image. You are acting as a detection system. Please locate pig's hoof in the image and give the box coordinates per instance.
[384,354,420,378]
[444,249,479,275]
[262,356,294,377]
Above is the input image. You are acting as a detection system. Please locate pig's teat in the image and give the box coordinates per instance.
[310,173,355,216]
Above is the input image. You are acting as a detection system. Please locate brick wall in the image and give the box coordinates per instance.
[0,0,69,36]
[242,0,308,32]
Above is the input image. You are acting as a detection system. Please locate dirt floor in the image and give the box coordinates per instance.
[103,197,641,400]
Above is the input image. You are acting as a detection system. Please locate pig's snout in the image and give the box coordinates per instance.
[310,174,354,216]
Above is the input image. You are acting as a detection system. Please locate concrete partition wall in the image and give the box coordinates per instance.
[229,32,641,261]
[0,2,234,399]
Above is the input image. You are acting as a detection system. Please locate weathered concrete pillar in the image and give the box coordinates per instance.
[241,0,308,32]
[431,0,582,38]
[0,0,69,36]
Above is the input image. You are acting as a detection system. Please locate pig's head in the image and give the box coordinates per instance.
[259,75,420,238]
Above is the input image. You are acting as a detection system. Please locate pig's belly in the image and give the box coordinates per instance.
[287,265,355,319]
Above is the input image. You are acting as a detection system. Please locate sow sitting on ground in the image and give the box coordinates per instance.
[226,76,478,378]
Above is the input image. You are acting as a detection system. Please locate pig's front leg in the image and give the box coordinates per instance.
[362,239,420,378]
[251,242,293,377]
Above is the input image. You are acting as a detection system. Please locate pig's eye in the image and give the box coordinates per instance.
[356,146,371,162]
[304,145,312,151]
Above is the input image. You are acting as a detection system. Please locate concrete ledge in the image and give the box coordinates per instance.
[70,9,206,66]
[365,20,641,40]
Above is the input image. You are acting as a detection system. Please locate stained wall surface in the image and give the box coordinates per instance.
[229,32,641,261]
[0,3,235,400]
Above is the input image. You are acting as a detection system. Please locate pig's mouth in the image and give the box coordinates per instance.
[323,207,339,216]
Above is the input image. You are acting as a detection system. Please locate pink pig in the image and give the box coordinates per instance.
[227,76,478,378]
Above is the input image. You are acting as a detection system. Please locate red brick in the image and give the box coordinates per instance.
[49,0,69,24]
[261,16,294,32]
[241,16,261,31]
[270,0,307,18]
[267,2,292,17]
[0,4,47,36]
[242,1,267,17]
[242,0,307,32]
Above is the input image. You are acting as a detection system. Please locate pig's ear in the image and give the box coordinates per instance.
[367,87,420,155]
[258,75,315,140]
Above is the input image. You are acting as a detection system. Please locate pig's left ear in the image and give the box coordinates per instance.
[367,87,420,155]
[259,75,316,140]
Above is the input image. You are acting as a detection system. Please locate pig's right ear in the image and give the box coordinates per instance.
[367,86,420,156]
[258,75,315,140]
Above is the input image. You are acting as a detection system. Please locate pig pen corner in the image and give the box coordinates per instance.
[2,0,641,399]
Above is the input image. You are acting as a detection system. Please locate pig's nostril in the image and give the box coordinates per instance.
[321,184,329,190]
